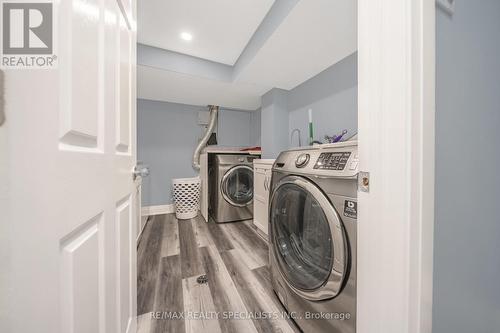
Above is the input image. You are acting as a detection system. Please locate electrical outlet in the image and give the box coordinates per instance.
[436,0,455,15]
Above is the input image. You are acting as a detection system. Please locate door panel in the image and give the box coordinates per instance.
[59,0,102,150]
[116,0,134,29]
[253,168,266,202]
[253,167,268,234]
[117,14,131,153]
[2,0,137,332]
[60,215,103,333]
[116,197,133,333]
[253,199,267,234]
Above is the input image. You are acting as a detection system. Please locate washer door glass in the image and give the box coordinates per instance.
[222,165,254,206]
[271,182,334,291]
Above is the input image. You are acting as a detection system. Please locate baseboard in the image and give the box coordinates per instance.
[136,216,150,244]
[141,204,175,216]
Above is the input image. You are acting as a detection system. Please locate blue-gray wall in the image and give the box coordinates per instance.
[260,53,358,158]
[261,89,290,158]
[250,109,262,146]
[434,2,500,332]
[139,53,358,203]
[138,99,260,206]
[217,108,252,147]
[288,53,358,147]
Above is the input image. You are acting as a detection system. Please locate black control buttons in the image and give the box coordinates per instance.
[314,152,351,170]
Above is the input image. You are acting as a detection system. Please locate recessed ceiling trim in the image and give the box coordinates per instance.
[138,0,357,109]
[138,65,268,110]
[232,0,300,79]
[138,44,233,82]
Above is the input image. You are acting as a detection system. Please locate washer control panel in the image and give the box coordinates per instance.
[273,141,359,177]
[314,152,351,170]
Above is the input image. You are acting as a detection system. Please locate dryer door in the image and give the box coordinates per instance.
[221,165,254,207]
[270,175,347,301]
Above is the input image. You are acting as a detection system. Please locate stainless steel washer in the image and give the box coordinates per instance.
[269,142,358,333]
[209,154,259,223]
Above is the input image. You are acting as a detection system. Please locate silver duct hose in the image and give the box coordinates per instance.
[192,105,219,171]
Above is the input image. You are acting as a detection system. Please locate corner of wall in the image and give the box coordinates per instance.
[261,88,290,158]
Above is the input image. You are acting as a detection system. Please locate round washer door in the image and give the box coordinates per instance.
[221,165,254,207]
[270,175,347,301]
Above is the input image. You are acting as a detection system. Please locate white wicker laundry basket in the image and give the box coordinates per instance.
[172,177,201,220]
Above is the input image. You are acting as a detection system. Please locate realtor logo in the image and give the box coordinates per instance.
[1,1,57,68]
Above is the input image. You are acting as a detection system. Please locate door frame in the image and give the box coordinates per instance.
[357,0,435,333]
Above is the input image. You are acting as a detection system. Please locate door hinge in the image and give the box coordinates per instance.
[358,171,370,193]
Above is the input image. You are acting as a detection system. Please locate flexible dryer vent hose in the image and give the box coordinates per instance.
[192,105,218,171]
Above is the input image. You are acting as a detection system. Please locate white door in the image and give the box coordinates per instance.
[1,0,138,333]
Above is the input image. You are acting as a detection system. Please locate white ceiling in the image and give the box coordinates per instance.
[138,65,268,110]
[137,0,357,109]
[138,0,275,65]
[235,0,357,90]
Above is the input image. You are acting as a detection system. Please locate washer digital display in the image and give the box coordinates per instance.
[313,152,351,170]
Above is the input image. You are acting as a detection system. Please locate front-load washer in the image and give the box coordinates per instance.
[269,142,358,333]
[209,154,259,223]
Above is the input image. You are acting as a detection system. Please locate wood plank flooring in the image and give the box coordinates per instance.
[137,214,299,333]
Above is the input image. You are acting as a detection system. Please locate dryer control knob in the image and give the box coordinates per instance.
[295,153,310,168]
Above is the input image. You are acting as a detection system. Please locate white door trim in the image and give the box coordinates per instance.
[357,1,435,333]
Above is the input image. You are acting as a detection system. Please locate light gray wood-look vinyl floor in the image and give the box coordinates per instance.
[137,214,299,333]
